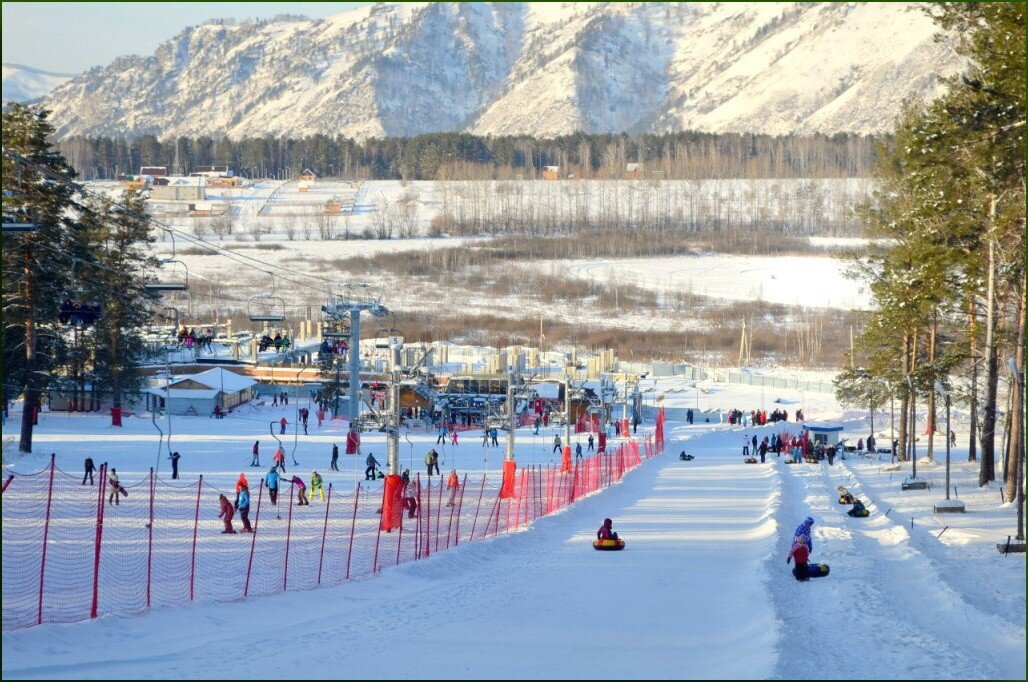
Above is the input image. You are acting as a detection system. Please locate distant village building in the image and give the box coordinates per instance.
[626,162,645,179]
[190,165,238,188]
[188,201,214,217]
[324,196,343,214]
[140,166,168,178]
[541,165,560,180]
[298,169,318,182]
[149,177,207,201]
[119,174,149,189]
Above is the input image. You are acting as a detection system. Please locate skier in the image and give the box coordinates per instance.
[331,443,340,471]
[425,449,440,477]
[587,434,595,452]
[793,517,815,553]
[266,468,280,505]
[83,456,97,486]
[445,470,460,507]
[168,451,181,479]
[251,440,260,467]
[482,427,490,447]
[234,472,249,508]
[490,427,499,447]
[273,447,286,473]
[310,471,325,502]
[597,518,619,541]
[401,469,418,518]
[365,453,381,481]
[436,425,447,445]
[786,535,809,581]
[280,416,288,435]
[450,430,459,446]
[742,435,750,457]
[288,475,309,505]
[237,485,253,533]
[575,442,584,461]
[107,468,122,506]
[218,494,236,534]
[553,434,562,454]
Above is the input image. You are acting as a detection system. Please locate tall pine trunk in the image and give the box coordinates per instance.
[981,226,999,486]
[18,243,36,453]
[1003,279,1025,502]
[926,312,937,461]
[898,331,910,461]
[968,296,978,461]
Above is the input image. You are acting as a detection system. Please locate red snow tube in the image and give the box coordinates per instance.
[593,538,626,551]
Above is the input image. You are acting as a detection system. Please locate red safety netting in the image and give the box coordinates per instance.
[2,435,664,631]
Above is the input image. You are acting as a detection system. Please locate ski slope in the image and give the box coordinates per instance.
[2,379,1024,679]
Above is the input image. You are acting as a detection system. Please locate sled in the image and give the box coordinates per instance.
[804,563,830,578]
[847,508,870,517]
[593,538,625,551]
[743,457,758,464]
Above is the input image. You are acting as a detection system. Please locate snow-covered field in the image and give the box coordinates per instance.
[3,375,1023,679]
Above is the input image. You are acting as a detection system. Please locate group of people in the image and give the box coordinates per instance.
[177,326,215,352]
[318,338,348,358]
[58,299,102,327]
[258,332,291,353]
[727,408,800,427]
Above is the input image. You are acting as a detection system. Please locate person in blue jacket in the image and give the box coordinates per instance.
[237,485,253,532]
[266,468,280,505]
[794,517,814,553]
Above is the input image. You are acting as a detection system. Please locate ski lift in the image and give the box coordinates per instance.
[247,295,285,323]
[375,323,403,350]
[145,260,189,293]
[58,259,102,327]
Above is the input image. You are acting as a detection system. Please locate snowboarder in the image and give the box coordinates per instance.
[786,535,809,581]
[107,468,123,505]
[445,470,460,507]
[490,427,499,447]
[597,518,619,541]
[553,434,562,454]
[267,469,279,506]
[218,494,236,534]
[310,471,325,502]
[365,453,381,481]
[425,449,440,477]
[273,447,286,473]
[168,451,181,479]
[251,440,260,467]
[331,443,339,471]
[83,456,97,486]
[742,435,750,457]
[575,442,583,461]
[237,485,253,532]
[587,434,595,452]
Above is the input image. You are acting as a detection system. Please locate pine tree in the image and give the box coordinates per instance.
[2,104,77,453]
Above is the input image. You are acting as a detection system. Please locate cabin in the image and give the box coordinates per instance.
[626,162,645,179]
[190,166,238,187]
[324,196,343,214]
[188,201,214,217]
[140,166,168,178]
[143,367,256,416]
[298,169,318,182]
[541,165,560,180]
[804,423,845,446]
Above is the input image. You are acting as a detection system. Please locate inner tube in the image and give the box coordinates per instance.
[806,563,830,577]
[838,495,855,504]
[593,538,626,551]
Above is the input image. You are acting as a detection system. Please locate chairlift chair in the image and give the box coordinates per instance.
[247,295,285,323]
[145,260,190,293]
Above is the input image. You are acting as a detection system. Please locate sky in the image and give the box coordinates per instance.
[1,2,370,73]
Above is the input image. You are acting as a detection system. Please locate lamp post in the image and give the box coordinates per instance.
[934,380,952,500]
[902,374,927,490]
[1009,358,1024,542]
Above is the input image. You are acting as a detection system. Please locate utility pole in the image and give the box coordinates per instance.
[564,367,573,453]
[506,366,517,464]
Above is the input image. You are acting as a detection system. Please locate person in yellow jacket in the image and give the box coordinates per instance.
[309,471,325,502]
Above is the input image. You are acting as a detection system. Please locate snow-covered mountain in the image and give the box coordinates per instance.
[40,2,961,140]
[2,63,75,102]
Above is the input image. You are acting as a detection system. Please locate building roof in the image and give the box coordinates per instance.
[168,367,256,392]
[144,387,220,400]
[804,423,844,432]
[532,381,561,400]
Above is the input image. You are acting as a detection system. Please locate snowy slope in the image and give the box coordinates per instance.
[1,64,74,102]
[40,2,961,139]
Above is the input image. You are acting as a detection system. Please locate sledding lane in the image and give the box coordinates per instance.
[772,457,1002,679]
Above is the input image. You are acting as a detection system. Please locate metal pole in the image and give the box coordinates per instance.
[506,368,516,462]
[348,308,361,425]
[564,370,572,453]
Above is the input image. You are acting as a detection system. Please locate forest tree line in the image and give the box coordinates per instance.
[55,130,879,182]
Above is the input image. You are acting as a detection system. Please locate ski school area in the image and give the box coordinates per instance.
[1,375,1024,680]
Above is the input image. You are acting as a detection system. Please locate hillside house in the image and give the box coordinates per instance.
[143,367,256,416]
[324,196,343,214]
[188,201,214,217]
[298,169,318,182]
[149,177,207,201]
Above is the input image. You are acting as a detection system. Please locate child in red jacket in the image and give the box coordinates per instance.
[787,536,809,581]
